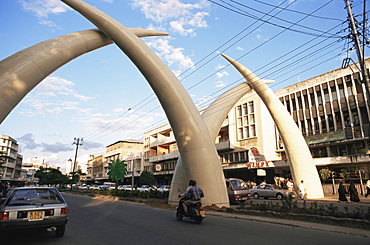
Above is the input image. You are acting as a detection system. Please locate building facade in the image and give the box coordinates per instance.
[86,140,143,185]
[0,134,23,181]
[141,58,370,187]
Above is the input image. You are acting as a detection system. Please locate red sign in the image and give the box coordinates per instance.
[247,161,273,168]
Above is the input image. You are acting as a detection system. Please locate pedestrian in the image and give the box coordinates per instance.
[286,179,294,191]
[364,179,370,198]
[338,181,348,202]
[348,181,360,203]
[299,180,305,199]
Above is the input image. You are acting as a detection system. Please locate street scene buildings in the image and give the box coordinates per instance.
[2,58,370,194]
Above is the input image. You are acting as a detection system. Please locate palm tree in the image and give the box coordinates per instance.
[107,159,127,190]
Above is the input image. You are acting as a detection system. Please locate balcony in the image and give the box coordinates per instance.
[149,135,176,147]
[215,141,234,151]
[149,151,180,162]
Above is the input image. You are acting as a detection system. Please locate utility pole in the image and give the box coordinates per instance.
[70,137,83,190]
[344,0,370,90]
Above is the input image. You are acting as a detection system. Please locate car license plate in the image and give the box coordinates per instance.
[28,211,44,221]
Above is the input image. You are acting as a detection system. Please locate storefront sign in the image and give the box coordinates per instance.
[249,147,261,162]
[247,161,274,168]
[257,169,266,176]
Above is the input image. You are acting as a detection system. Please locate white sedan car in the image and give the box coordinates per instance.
[250,184,295,200]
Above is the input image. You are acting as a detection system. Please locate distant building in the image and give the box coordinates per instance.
[0,134,23,181]
[86,140,143,185]
[22,157,59,185]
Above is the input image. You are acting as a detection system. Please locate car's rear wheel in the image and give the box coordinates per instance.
[253,193,259,199]
[276,193,283,200]
[176,210,183,221]
[55,225,66,237]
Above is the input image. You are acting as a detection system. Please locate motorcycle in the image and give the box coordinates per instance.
[176,189,206,224]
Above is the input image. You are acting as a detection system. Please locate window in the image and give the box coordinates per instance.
[323,88,330,102]
[236,101,256,140]
[304,94,309,108]
[316,90,323,104]
[338,84,345,98]
[234,153,239,162]
[331,87,337,100]
[310,93,316,106]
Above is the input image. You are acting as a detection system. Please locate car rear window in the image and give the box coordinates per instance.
[6,189,64,206]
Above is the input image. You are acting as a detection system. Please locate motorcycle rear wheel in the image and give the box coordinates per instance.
[176,210,183,221]
[194,217,203,224]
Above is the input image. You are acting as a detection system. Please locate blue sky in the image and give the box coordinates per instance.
[1,0,368,172]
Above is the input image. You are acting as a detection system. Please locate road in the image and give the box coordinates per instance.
[1,193,368,245]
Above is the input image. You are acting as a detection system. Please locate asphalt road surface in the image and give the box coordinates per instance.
[1,193,368,245]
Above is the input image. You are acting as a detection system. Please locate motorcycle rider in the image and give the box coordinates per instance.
[183,180,204,213]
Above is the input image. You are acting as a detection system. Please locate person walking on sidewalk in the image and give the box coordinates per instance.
[338,181,348,202]
[365,179,370,198]
[349,181,360,203]
[299,180,305,200]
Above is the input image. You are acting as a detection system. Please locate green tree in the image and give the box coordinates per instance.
[339,168,350,180]
[139,170,154,186]
[70,169,86,185]
[35,167,69,186]
[319,169,331,183]
[107,159,127,190]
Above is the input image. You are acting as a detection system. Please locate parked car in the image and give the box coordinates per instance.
[90,185,100,190]
[225,178,252,203]
[137,185,151,192]
[157,185,171,192]
[78,185,89,190]
[0,187,68,237]
[118,185,134,190]
[251,184,295,200]
[98,185,110,190]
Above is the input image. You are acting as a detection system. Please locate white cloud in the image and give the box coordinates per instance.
[145,38,194,70]
[131,0,210,36]
[215,64,226,70]
[216,71,229,78]
[236,46,244,51]
[21,77,92,117]
[215,81,225,87]
[21,0,70,18]
[20,0,70,27]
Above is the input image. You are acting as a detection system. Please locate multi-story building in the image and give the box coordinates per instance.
[86,140,143,184]
[0,134,23,181]
[275,58,370,181]
[142,58,370,187]
[22,157,59,185]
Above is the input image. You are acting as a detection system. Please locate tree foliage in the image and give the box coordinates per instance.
[139,170,154,185]
[339,168,350,179]
[70,169,86,184]
[319,169,331,182]
[107,159,127,189]
[35,167,69,186]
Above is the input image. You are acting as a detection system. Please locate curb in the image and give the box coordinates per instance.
[206,210,370,238]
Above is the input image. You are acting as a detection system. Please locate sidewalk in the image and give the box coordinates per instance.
[310,194,370,204]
